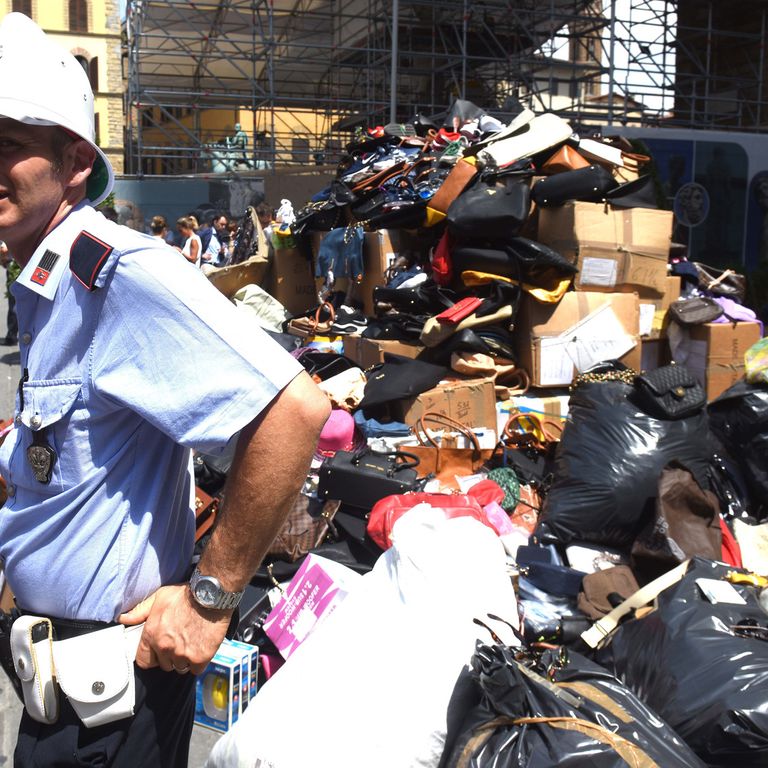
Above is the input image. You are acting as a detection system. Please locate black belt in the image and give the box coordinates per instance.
[19,610,117,641]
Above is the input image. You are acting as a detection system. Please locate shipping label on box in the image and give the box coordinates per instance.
[576,246,669,295]
[263,554,360,659]
[631,276,680,339]
[515,291,641,387]
[388,376,498,433]
[538,202,673,294]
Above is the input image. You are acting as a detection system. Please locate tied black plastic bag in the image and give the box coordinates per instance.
[708,380,768,521]
[596,558,768,767]
[439,643,704,768]
[537,372,712,549]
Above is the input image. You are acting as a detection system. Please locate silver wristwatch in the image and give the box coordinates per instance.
[189,567,244,611]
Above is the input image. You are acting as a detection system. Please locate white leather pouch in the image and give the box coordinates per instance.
[52,624,143,729]
[10,615,59,724]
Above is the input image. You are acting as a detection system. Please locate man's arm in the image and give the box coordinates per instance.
[120,370,330,673]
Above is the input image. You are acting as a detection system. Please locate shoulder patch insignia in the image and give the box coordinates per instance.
[70,231,114,291]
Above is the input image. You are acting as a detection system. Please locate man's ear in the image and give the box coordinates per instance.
[64,139,96,190]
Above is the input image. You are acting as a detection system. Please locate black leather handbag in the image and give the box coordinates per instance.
[317,449,421,511]
[446,177,531,240]
[634,364,706,419]
[668,297,724,326]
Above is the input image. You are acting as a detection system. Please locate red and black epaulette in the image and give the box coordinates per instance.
[70,230,114,291]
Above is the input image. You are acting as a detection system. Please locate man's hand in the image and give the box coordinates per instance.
[118,584,231,675]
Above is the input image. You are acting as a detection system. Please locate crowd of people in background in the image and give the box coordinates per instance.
[143,201,274,272]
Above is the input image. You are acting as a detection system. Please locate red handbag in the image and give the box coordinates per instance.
[367,492,493,550]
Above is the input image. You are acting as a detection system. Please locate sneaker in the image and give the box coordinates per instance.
[329,305,368,335]
[384,123,417,138]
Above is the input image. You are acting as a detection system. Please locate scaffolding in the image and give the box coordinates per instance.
[123,0,768,177]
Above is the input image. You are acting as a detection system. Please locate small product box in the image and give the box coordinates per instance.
[225,638,260,711]
[194,642,244,733]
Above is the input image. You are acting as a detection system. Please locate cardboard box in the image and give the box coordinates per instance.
[388,376,498,433]
[207,255,270,299]
[265,247,316,315]
[538,202,673,295]
[628,275,680,339]
[311,229,401,316]
[343,335,424,370]
[681,321,762,400]
[515,291,642,387]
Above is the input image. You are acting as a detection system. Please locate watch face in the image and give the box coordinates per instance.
[194,577,220,608]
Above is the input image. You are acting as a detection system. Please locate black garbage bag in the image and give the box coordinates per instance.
[536,374,712,550]
[596,557,768,767]
[708,380,768,521]
[439,643,704,768]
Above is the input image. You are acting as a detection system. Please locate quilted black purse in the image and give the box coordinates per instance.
[317,448,421,511]
[633,364,706,419]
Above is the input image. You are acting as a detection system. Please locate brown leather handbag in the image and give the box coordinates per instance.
[426,158,478,216]
[540,144,590,174]
[267,494,341,562]
[408,412,494,490]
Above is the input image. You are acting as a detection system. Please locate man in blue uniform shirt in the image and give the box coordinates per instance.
[0,13,329,767]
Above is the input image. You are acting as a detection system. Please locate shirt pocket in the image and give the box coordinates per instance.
[15,378,83,494]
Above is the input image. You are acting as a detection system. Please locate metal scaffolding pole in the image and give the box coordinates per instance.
[123,0,768,178]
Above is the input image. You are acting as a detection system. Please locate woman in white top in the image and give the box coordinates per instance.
[176,216,202,267]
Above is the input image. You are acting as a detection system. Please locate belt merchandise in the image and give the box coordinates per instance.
[10,612,144,728]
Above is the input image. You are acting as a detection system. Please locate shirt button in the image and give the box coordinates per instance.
[6,485,15,497]
[14,414,21,426]
[20,333,32,345]
[30,415,41,429]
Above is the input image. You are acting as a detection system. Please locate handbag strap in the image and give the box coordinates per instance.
[503,411,561,451]
[580,559,691,649]
[415,411,481,453]
[311,301,336,332]
[348,447,420,473]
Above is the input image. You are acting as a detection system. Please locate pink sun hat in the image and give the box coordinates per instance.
[312,408,366,467]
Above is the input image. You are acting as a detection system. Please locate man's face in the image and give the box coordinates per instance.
[214,216,228,233]
[0,118,70,263]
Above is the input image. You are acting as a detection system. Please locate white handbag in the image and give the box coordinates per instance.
[478,113,572,168]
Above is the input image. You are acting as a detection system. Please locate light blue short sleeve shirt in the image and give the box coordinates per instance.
[0,204,303,621]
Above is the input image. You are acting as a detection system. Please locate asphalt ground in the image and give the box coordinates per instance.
[0,286,223,765]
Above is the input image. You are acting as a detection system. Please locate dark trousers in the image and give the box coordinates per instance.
[6,288,17,342]
[14,666,196,768]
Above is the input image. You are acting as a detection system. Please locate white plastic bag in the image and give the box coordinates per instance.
[205,510,519,768]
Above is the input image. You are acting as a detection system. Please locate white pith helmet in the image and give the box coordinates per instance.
[0,12,114,206]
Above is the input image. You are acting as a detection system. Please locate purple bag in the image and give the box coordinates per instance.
[712,297,762,334]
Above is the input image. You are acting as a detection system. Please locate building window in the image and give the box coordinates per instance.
[74,54,98,92]
[12,0,32,16]
[69,0,88,32]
